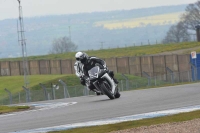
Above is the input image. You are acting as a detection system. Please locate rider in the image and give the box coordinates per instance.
[74,51,119,93]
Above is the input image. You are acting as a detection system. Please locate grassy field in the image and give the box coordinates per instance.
[95,12,183,29]
[0,74,143,98]
[50,110,200,133]
[0,73,155,105]
[195,47,200,53]
[1,42,199,61]
[0,75,69,97]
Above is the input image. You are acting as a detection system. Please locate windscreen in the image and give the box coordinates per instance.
[88,66,99,78]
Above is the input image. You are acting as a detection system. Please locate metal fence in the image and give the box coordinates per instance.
[1,68,200,105]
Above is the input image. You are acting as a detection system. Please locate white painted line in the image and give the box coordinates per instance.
[12,105,200,133]
[0,102,77,118]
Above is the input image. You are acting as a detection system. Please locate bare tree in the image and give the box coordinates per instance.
[162,22,191,43]
[49,36,77,54]
[163,1,200,43]
[181,1,200,31]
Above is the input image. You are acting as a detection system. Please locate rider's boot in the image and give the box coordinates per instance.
[95,92,103,95]
[90,88,103,95]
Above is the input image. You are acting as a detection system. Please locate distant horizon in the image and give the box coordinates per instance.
[0,0,196,20]
[0,3,192,58]
[0,3,188,21]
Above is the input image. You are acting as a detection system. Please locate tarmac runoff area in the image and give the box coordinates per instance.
[11,104,200,133]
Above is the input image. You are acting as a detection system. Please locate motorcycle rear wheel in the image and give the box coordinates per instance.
[100,81,115,99]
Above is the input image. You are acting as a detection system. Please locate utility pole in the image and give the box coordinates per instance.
[100,42,105,49]
[17,0,29,87]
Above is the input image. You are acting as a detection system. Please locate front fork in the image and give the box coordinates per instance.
[92,73,117,95]
[101,73,116,94]
[93,81,104,94]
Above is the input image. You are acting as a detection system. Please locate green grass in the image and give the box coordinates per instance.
[0,74,142,95]
[0,105,30,114]
[0,74,144,104]
[0,75,70,97]
[50,110,200,133]
[195,47,200,53]
[0,42,199,61]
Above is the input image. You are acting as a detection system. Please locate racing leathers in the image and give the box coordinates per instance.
[74,56,118,90]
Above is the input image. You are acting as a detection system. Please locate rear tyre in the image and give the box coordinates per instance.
[100,81,115,99]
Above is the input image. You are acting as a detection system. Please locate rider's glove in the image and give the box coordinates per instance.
[104,67,108,71]
[81,75,89,83]
[103,65,108,72]
[80,77,86,85]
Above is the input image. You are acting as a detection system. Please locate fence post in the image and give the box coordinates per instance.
[48,93,51,100]
[19,92,21,103]
[58,79,70,98]
[39,83,48,100]
[4,88,12,104]
[154,76,157,86]
[51,83,58,100]
[84,86,89,96]
[120,80,123,91]
[74,86,77,96]
[188,71,190,82]
[22,86,31,103]
[121,74,129,90]
[166,67,174,84]
[142,71,151,86]
[52,87,55,100]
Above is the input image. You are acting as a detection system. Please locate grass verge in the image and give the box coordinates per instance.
[0,42,199,61]
[0,105,30,114]
[0,75,71,97]
[0,74,143,96]
[50,110,200,133]
[0,74,145,104]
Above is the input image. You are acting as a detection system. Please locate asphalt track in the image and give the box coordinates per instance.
[1,83,200,133]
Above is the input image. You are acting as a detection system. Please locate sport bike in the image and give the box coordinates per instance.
[86,66,120,99]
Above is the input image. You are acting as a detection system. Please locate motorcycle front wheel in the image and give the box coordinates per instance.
[115,87,120,98]
[100,81,115,100]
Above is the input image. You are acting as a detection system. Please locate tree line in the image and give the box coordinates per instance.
[163,0,199,43]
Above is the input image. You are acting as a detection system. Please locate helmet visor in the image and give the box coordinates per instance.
[76,54,85,61]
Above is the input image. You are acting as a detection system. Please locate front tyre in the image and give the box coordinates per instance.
[115,88,120,98]
[100,81,115,99]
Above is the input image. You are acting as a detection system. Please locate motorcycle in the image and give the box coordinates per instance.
[86,66,120,99]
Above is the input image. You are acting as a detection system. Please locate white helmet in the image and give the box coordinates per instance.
[75,52,88,64]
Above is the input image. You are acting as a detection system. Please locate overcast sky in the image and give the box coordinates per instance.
[0,0,197,20]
